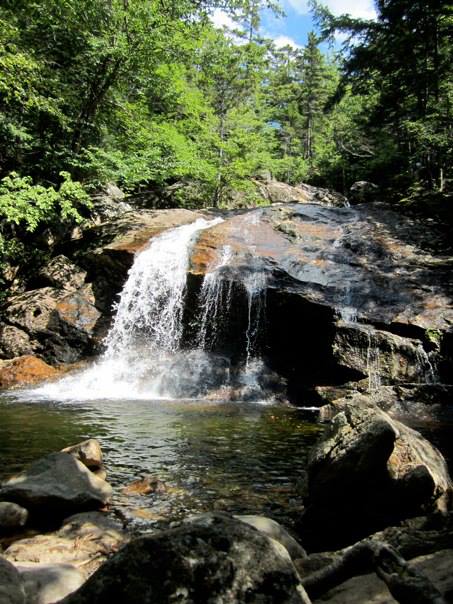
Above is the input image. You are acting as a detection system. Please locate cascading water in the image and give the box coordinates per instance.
[365,329,382,395]
[105,219,217,356]
[30,214,275,403]
[415,344,437,384]
[196,245,234,350]
[33,218,225,401]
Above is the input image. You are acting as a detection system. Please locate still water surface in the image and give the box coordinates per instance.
[0,395,322,529]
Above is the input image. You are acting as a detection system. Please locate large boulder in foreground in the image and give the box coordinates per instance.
[62,513,310,604]
[0,452,112,517]
[299,402,453,551]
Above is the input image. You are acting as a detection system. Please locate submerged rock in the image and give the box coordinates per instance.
[0,356,58,389]
[62,513,310,604]
[0,452,112,516]
[299,402,453,550]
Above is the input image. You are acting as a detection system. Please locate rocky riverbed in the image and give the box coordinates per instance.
[1,183,453,602]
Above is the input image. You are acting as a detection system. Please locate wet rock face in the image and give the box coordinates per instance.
[62,513,309,604]
[189,202,453,391]
[0,356,58,389]
[332,323,437,385]
[298,402,453,551]
[191,203,453,331]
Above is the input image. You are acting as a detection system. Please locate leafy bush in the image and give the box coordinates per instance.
[0,171,91,296]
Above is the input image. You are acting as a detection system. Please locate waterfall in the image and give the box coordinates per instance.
[30,214,275,403]
[336,283,358,324]
[365,329,382,395]
[415,344,437,384]
[243,270,267,368]
[196,245,234,350]
[104,218,222,356]
[32,218,225,401]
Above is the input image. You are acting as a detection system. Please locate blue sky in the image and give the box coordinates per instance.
[211,0,377,49]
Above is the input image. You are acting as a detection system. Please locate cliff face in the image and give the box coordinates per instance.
[0,197,452,398]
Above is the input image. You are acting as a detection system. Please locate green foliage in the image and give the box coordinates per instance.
[0,0,451,227]
[312,0,453,196]
[0,172,91,232]
[0,172,91,295]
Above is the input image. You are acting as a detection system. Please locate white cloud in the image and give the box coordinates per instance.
[327,0,376,19]
[210,8,235,30]
[273,35,301,49]
[285,0,376,20]
[285,0,310,14]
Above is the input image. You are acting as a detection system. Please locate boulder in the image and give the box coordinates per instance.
[0,452,112,516]
[4,286,102,364]
[62,439,103,471]
[253,180,312,204]
[62,513,310,604]
[4,512,127,579]
[296,183,348,207]
[0,324,37,360]
[349,181,379,203]
[0,557,26,604]
[38,255,87,291]
[0,356,58,389]
[0,502,28,532]
[18,563,85,604]
[333,322,437,386]
[236,515,307,561]
[298,402,453,550]
[90,183,132,222]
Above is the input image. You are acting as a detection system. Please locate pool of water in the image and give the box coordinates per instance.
[0,394,323,530]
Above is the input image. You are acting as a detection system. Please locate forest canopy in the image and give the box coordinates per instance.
[0,0,452,282]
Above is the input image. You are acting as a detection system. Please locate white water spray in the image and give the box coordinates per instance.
[32,218,222,400]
